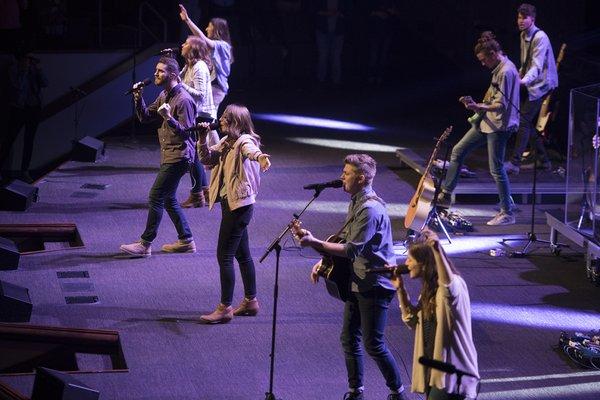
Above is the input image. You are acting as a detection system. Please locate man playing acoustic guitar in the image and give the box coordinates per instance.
[437,32,520,226]
[294,154,408,400]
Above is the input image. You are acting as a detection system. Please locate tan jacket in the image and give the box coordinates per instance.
[198,134,264,211]
[400,275,479,398]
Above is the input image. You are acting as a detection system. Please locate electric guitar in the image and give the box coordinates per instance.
[404,126,453,231]
[536,43,567,137]
[290,219,351,302]
[459,96,483,127]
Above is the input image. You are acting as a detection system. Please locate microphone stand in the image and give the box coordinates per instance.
[495,83,566,256]
[259,187,326,400]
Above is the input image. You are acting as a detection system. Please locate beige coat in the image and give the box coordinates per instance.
[198,134,264,211]
[400,275,479,398]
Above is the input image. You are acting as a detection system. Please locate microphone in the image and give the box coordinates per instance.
[157,47,180,56]
[124,78,152,95]
[185,122,219,133]
[418,357,479,378]
[367,265,410,276]
[303,179,343,191]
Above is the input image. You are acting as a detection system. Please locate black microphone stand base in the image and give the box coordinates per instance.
[264,392,278,400]
[502,232,567,258]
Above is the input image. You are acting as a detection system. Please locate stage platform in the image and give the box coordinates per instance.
[396,147,568,205]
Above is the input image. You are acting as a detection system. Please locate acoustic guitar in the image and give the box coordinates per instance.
[404,126,453,231]
[290,219,351,302]
[536,43,567,137]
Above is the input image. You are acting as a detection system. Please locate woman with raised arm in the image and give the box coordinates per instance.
[392,230,479,400]
[179,35,218,208]
[179,4,233,113]
[196,104,271,324]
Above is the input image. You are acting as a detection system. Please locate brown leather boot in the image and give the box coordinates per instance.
[233,297,259,316]
[200,304,233,324]
[202,187,210,207]
[181,191,205,208]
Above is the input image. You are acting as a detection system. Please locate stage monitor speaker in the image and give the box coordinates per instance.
[0,236,20,270]
[0,280,32,322]
[0,179,39,211]
[71,136,105,162]
[31,367,100,400]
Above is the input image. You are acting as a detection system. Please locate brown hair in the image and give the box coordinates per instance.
[408,230,460,318]
[344,154,377,184]
[209,17,234,63]
[221,104,261,144]
[185,36,213,73]
[158,57,180,77]
[474,31,502,56]
[518,3,536,18]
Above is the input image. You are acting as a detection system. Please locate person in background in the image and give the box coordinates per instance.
[0,49,47,183]
[179,35,218,208]
[504,3,558,175]
[437,32,519,226]
[391,230,479,400]
[119,57,197,257]
[196,104,271,324]
[179,3,233,113]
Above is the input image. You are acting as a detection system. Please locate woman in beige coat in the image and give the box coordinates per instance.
[392,231,479,400]
[196,104,271,324]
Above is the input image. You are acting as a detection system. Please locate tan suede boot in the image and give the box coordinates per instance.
[200,304,233,324]
[202,187,210,207]
[181,192,205,208]
[233,297,259,316]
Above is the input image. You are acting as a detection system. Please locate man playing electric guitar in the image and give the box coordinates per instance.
[294,154,408,400]
[437,32,520,226]
[504,3,558,175]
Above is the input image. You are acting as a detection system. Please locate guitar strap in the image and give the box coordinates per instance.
[338,194,386,239]
[522,29,540,76]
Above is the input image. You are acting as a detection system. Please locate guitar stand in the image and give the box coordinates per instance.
[425,206,452,244]
[259,187,326,400]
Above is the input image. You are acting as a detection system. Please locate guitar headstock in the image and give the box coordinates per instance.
[289,218,304,237]
[459,96,474,106]
[439,126,453,143]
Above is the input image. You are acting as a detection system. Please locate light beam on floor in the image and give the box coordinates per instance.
[253,113,375,131]
[286,137,402,152]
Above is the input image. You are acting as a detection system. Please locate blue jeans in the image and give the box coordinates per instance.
[188,156,208,193]
[341,287,403,391]
[442,126,514,213]
[217,202,257,306]
[510,97,548,166]
[141,161,192,243]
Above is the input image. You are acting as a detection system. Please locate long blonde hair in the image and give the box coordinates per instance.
[185,35,213,73]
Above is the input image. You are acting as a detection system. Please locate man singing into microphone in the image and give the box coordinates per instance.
[437,32,519,226]
[391,230,479,400]
[295,154,408,400]
[119,57,197,257]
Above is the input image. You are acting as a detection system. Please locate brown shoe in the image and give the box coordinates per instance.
[202,187,210,206]
[233,297,259,316]
[200,304,233,324]
[161,239,196,253]
[181,192,205,208]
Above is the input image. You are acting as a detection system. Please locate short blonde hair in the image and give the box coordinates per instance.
[344,154,376,184]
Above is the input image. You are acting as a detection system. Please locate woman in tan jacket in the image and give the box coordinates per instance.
[392,231,479,400]
[196,104,271,324]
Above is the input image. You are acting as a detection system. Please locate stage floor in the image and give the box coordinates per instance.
[1,87,599,399]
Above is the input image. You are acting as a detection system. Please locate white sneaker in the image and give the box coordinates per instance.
[486,212,515,226]
[120,241,151,257]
